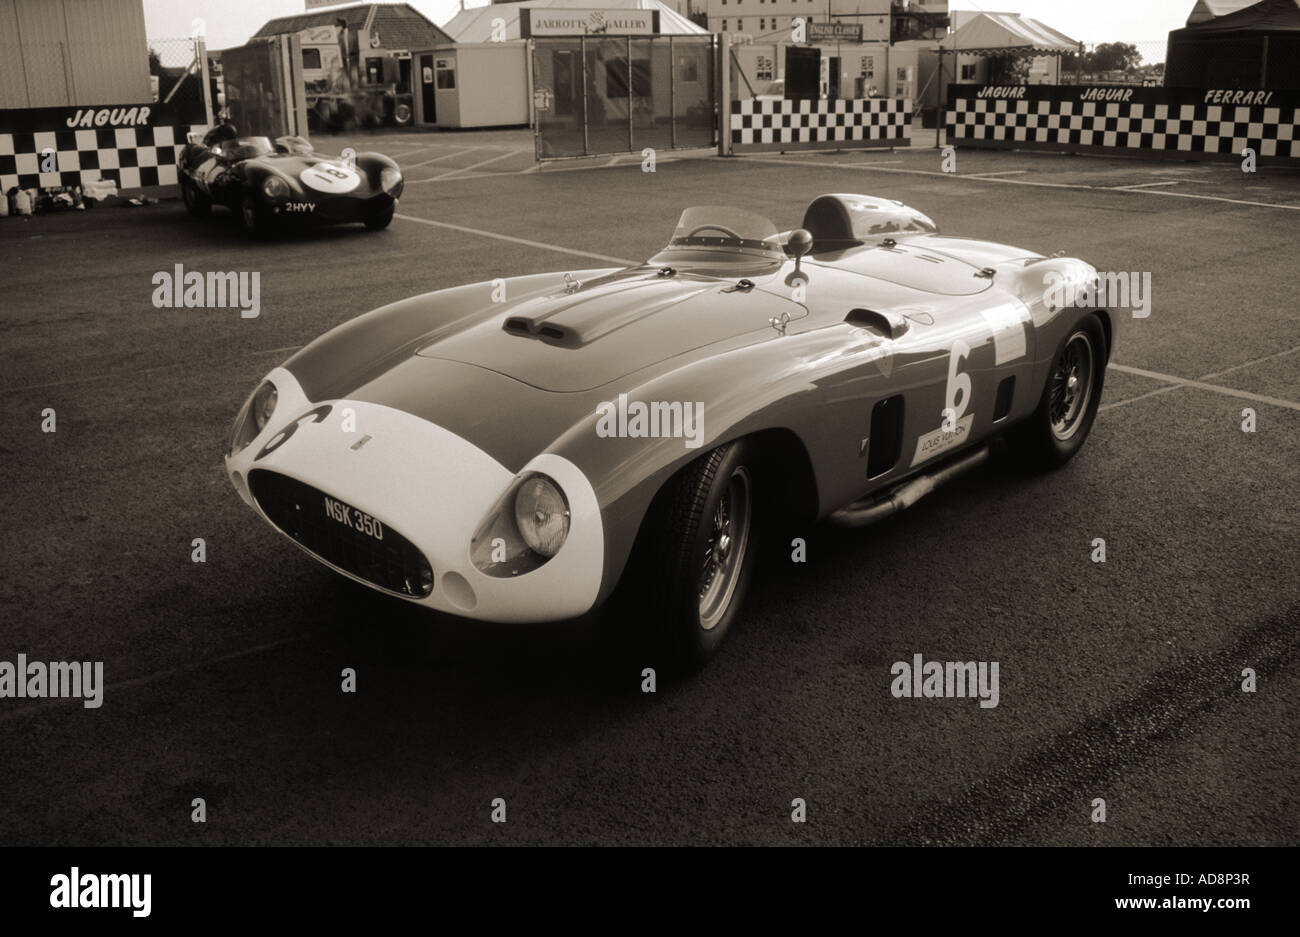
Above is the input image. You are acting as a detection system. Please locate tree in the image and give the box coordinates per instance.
[1088,42,1143,73]
[988,52,1030,84]
[148,47,162,75]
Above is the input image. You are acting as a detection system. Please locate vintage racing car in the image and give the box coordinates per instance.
[178,124,402,236]
[225,194,1115,667]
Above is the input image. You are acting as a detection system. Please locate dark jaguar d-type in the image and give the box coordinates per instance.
[177,124,403,237]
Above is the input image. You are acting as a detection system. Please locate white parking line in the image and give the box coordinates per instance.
[1098,383,1182,412]
[1112,181,1182,190]
[1107,362,1300,412]
[1199,343,1300,380]
[410,149,531,183]
[0,635,309,724]
[0,345,306,394]
[402,147,482,170]
[965,170,1026,177]
[394,212,635,265]
[747,155,1300,211]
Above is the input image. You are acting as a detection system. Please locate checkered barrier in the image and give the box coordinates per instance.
[1,105,193,200]
[730,98,911,153]
[947,86,1300,162]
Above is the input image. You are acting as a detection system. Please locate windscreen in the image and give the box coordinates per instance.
[665,206,783,255]
[223,136,275,160]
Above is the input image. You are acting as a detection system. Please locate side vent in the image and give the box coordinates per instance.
[866,394,905,478]
[846,308,909,340]
[993,376,1015,422]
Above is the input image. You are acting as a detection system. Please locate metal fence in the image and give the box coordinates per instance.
[221,40,296,139]
[532,36,716,160]
[148,37,212,126]
[1050,36,1300,91]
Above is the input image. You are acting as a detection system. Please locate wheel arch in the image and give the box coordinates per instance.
[594,425,819,607]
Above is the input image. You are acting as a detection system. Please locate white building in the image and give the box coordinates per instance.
[703,0,892,41]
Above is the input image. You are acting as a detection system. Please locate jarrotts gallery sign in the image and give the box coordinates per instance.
[0,102,179,134]
[520,8,660,37]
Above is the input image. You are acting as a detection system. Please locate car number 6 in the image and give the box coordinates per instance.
[943,338,972,431]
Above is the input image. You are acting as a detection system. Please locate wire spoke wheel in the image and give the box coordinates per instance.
[1048,331,1095,441]
[698,466,752,631]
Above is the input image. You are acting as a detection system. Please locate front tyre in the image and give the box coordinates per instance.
[181,177,210,217]
[237,194,269,239]
[364,200,395,230]
[630,440,760,669]
[1010,312,1107,469]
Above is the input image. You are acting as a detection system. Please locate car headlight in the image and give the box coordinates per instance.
[229,380,278,456]
[514,475,569,557]
[380,166,403,197]
[470,473,570,577]
[262,175,289,200]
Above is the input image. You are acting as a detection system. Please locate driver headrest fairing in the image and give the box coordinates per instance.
[801,194,938,251]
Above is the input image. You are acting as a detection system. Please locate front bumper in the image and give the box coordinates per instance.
[225,367,604,623]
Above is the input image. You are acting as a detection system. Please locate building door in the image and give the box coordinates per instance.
[828,56,841,99]
[553,50,576,116]
[784,46,820,100]
[419,53,436,124]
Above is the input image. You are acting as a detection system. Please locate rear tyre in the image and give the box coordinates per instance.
[364,200,395,230]
[1009,312,1107,469]
[181,177,210,218]
[617,439,760,671]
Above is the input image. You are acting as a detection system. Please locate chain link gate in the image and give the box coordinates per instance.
[531,35,717,160]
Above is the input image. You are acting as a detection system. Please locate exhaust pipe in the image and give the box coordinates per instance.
[829,446,990,528]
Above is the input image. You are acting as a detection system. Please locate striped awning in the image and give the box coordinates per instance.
[938,13,1079,55]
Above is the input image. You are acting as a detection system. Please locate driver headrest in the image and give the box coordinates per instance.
[204,123,238,147]
[801,195,862,251]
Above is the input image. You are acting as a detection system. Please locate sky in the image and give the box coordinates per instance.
[141,0,1197,53]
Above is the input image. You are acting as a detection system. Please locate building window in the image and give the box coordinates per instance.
[302,48,321,69]
[721,18,727,30]
[960,63,977,81]
[756,54,773,81]
[435,58,456,89]
[760,17,766,30]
